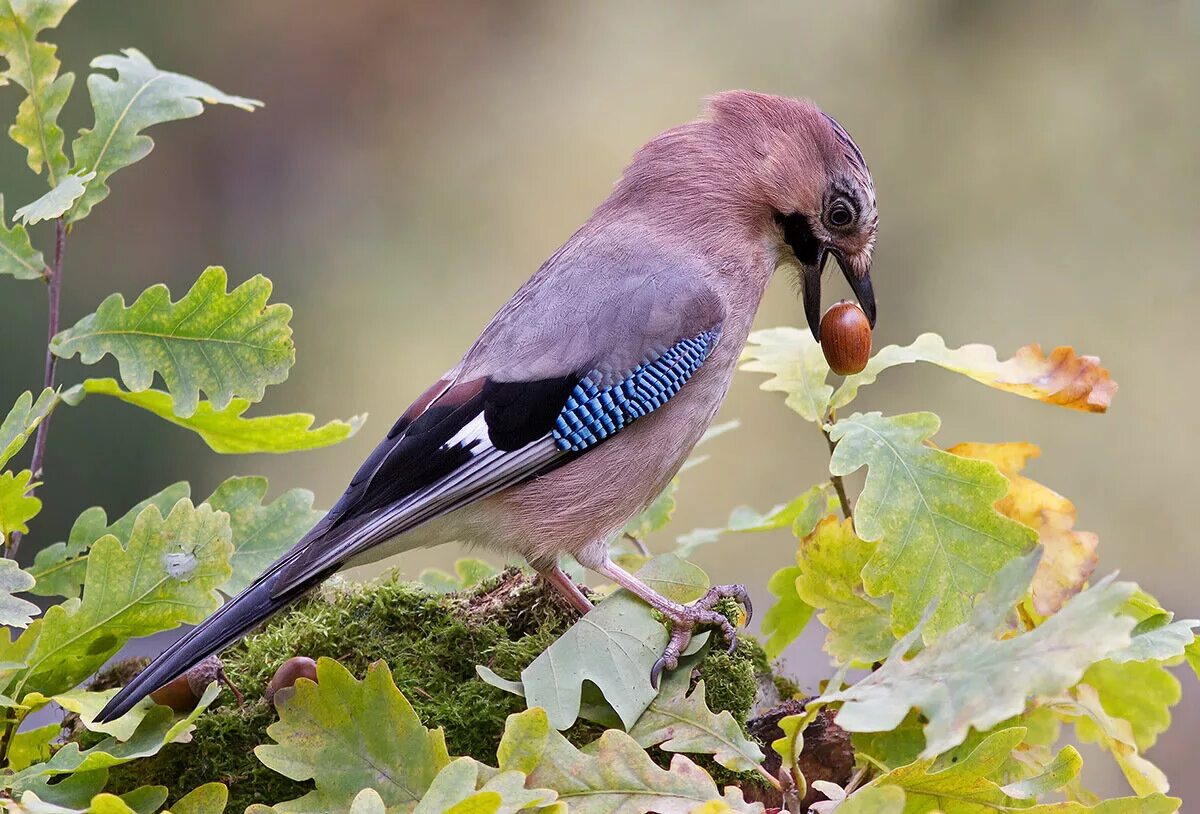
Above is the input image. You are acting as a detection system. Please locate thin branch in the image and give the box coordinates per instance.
[6,218,67,559]
[821,418,853,521]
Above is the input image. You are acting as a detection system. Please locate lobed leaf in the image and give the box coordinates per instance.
[51,268,295,418]
[740,327,832,422]
[835,786,907,814]
[3,499,232,699]
[28,481,190,599]
[0,469,41,537]
[949,442,1099,616]
[832,332,1117,413]
[166,783,230,814]
[500,709,763,813]
[6,686,218,803]
[822,553,1137,758]
[14,170,93,224]
[627,657,765,772]
[252,658,450,813]
[0,195,45,279]
[0,556,39,627]
[795,517,894,665]
[1,388,58,469]
[410,758,557,814]
[78,377,364,454]
[677,486,835,561]
[869,727,1178,813]
[203,476,321,595]
[69,48,261,221]
[760,565,813,660]
[514,554,710,730]
[0,0,76,182]
[829,412,1037,638]
[1049,685,1171,797]
[1078,661,1179,754]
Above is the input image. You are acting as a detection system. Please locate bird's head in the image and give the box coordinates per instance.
[708,91,878,340]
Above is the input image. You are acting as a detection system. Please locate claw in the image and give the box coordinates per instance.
[650,657,667,689]
[647,583,752,687]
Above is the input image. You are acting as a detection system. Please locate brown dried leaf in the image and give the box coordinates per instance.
[832,334,1117,413]
[949,442,1098,615]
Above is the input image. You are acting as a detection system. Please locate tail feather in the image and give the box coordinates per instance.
[94,557,326,723]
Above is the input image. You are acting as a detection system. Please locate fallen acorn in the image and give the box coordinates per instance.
[149,654,230,713]
[265,656,319,705]
[819,300,871,375]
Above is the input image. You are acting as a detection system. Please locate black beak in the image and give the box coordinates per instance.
[802,248,876,341]
[801,248,829,342]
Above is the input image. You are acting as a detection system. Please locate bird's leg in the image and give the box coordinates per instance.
[594,558,752,687]
[533,561,595,616]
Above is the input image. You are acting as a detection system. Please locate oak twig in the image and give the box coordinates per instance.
[6,218,67,559]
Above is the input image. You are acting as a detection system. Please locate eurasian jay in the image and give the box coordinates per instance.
[97,90,877,723]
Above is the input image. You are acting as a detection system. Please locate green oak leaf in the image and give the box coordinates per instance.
[166,783,229,814]
[854,707,1062,781]
[627,655,765,772]
[0,556,39,627]
[0,0,76,182]
[676,485,835,561]
[78,377,364,454]
[740,327,832,422]
[7,722,58,772]
[869,727,1178,813]
[252,658,450,814]
[4,499,232,699]
[68,48,261,221]
[1079,660,1179,754]
[14,170,93,224]
[830,333,1117,414]
[837,786,907,814]
[500,709,761,813]
[0,469,41,537]
[419,557,500,594]
[28,481,190,599]
[828,412,1037,638]
[51,268,294,418]
[0,387,57,468]
[795,517,894,665]
[760,565,813,660]
[0,195,45,279]
[1053,684,1169,797]
[822,553,1136,758]
[1109,616,1199,664]
[45,687,157,742]
[203,476,322,595]
[6,686,218,801]
[10,788,168,813]
[410,758,557,814]
[517,554,711,730]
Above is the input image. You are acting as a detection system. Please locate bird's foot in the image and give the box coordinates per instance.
[650,583,753,688]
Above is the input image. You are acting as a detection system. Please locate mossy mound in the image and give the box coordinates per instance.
[92,569,779,812]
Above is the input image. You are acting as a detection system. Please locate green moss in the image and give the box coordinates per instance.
[95,569,776,812]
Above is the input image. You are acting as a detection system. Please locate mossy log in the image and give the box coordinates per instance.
[80,568,841,812]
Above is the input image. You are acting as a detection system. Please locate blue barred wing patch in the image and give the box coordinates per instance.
[552,330,720,452]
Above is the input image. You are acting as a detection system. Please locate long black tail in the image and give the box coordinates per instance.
[94,554,326,723]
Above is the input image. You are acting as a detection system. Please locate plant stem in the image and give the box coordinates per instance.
[6,218,67,559]
[821,411,852,521]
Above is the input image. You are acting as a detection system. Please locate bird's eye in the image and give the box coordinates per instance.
[827,200,856,229]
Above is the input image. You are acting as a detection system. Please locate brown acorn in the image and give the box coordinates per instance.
[149,654,225,713]
[266,656,319,705]
[819,301,871,375]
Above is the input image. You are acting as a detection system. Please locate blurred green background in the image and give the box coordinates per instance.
[2,0,1197,800]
